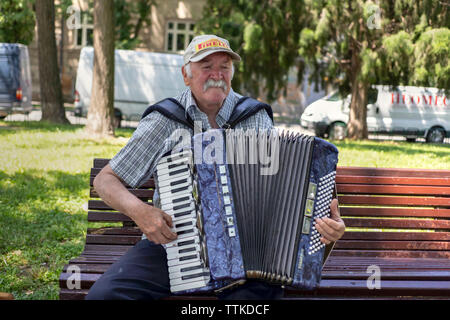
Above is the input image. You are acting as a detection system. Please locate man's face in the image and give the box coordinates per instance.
[182,52,233,110]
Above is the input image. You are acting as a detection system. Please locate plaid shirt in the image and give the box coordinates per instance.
[110,87,273,188]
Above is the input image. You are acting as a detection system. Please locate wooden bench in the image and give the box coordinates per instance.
[59,159,450,300]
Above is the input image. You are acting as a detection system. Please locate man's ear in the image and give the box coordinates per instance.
[181,66,190,86]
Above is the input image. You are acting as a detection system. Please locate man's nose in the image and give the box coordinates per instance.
[209,68,223,80]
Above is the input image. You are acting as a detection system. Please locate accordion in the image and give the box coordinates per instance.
[154,129,339,294]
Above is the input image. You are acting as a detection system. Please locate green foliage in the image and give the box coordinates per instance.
[196,0,309,100]
[0,0,35,45]
[114,0,155,49]
[198,0,448,104]
[412,28,450,89]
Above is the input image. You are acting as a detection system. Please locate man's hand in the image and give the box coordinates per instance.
[314,198,345,245]
[93,164,178,245]
[133,205,178,245]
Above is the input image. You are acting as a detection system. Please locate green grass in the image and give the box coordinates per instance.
[0,121,133,300]
[333,139,450,169]
[0,120,449,300]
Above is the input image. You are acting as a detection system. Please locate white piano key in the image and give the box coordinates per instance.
[161,197,194,211]
[157,163,191,177]
[170,277,210,293]
[159,180,192,195]
[166,241,200,255]
[158,150,192,165]
[164,235,199,249]
[167,252,202,267]
[157,169,191,184]
[169,266,209,280]
[168,259,204,274]
[160,192,193,206]
[167,244,200,260]
[157,175,192,190]
[156,156,192,170]
[170,273,210,286]
[169,209,197,222]
[171,217,196,232]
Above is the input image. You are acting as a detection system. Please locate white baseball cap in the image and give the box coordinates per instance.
[183,34,241,65]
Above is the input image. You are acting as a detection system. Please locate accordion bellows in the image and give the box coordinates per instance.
[155,129,339,293]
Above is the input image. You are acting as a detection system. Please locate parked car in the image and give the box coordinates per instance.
[300,85,449,143]
[74,47,186,127]
[0,43,33,119]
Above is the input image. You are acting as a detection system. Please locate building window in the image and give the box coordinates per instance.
[73,11,93,48]
[166,20,195,53]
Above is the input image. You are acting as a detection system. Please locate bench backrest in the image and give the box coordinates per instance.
[87,159,450,259]
[334,167,450,259]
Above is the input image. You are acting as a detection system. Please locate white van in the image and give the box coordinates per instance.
[74,47,186,127]
[0,43,33,119]
[300,85,449,143]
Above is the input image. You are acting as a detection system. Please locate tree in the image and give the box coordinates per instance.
[0,0,35,45]
[198,0,449,140]
[196,0,309,100]
[294,0,448,139]
[35,0,69,124]
[85,0,115,137]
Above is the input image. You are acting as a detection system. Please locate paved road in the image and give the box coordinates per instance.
[5,109,312,134]
[5,109,449,144]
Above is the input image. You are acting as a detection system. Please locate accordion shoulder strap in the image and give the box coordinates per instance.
[141,98,194,129]
[223,96,274,129]
[141,96,273,130]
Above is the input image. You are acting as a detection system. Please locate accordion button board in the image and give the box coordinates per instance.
[155,130,339,294]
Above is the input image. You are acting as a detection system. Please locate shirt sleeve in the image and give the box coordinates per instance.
[109,112,180,188]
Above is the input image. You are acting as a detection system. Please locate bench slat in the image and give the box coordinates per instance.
[88,200,153,211]
[335,240,450,251]
[340,207,450,218]
[338,195,450,207]
[90,188,154,199]
[336,175,450,186]
[337,184,450,196]
[336,167,450,178]
[342,217,450,230]
[341,231,450,241]
[331,249,450,258]
[86,234,141,245]
[87,211,132,222]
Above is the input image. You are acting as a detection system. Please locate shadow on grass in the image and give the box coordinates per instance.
[0,169,88,253]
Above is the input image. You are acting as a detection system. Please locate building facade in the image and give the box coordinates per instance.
[28,0,206,103]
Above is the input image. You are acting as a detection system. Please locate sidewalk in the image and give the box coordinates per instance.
[4,109,312,135]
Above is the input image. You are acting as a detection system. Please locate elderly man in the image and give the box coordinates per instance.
[86,35,345,300]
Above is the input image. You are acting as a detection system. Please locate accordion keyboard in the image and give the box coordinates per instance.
[155,150,211,293]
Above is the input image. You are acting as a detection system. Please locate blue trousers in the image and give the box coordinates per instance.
[86,239,284,300]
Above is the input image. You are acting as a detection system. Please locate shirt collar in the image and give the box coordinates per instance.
[185,88,237,126]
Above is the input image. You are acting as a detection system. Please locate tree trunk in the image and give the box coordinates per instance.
[85,0,115,137]
[35,0,69,124]
[347,47,368,140]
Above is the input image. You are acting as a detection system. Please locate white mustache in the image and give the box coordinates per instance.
[203,79,227,92]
